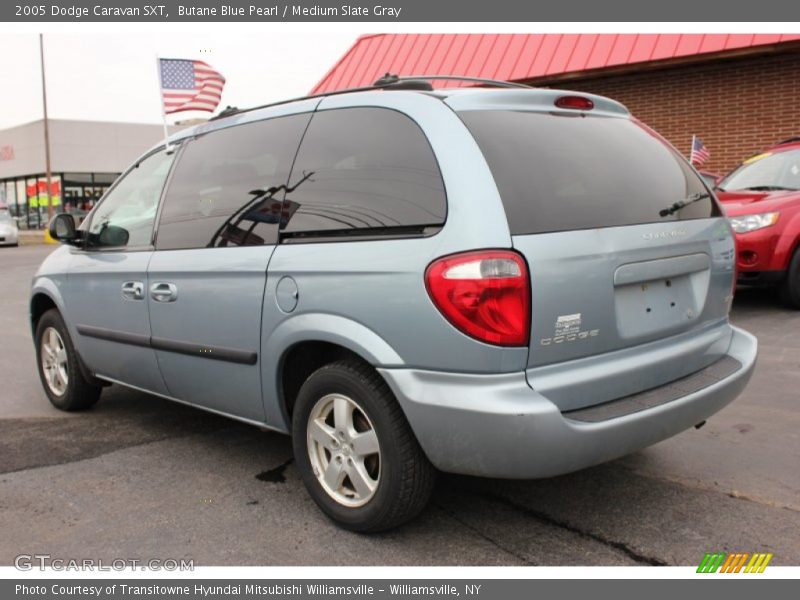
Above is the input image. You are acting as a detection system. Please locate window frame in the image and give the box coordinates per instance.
[78,144,183,253]
[277,106,448,245]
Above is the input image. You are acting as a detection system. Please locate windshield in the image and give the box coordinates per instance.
[720,149,800,191]
[0,212,13,223]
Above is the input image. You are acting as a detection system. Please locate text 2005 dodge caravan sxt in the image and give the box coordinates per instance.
[31,78,757,531]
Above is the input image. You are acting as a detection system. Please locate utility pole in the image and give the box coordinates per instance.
[39,33,54,223]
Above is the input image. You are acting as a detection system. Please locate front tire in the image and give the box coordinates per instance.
[35,309,102,411]
[779,247,800,309]
[292,359,435,532]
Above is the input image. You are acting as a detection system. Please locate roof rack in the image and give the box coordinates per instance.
[210,105,241,121]
[373,73,532,89]
[207,73,531,122]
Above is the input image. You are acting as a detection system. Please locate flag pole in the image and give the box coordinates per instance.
[156,55,172,152]
[690,134,696,165]
[39,34,54,223]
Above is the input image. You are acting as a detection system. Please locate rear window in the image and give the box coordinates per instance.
[459,111,719,235]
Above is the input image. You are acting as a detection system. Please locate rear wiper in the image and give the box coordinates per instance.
[740,185,798,191]
[659,192,710,217]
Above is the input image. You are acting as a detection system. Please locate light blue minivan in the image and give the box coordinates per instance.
[32,77,757,531]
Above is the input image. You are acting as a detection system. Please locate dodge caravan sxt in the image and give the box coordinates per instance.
[32,78,757,531]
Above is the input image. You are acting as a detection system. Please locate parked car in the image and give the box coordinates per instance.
[0,210,19,246]
[716,137,800,307]
[31,78,757,532]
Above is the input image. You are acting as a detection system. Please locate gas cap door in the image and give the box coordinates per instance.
[275,276,299,313]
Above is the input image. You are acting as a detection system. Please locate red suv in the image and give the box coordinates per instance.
[717,138,800,308]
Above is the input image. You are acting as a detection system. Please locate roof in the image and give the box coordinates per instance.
[312,34,800,93]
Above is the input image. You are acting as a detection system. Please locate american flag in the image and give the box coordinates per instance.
[690,135,711,166]
[159,59,225,114]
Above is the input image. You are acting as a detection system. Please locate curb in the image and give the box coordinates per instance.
[19,231,53,246]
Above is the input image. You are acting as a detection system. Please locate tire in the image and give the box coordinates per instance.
[779,247,800,309]
[292,359,436,532]
[35,308,102,411]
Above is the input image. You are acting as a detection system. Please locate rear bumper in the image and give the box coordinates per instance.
[379,325,757,479]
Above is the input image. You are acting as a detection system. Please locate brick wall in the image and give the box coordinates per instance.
[538,51,800,174]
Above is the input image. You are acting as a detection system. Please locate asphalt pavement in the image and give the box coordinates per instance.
[1,244,798,566]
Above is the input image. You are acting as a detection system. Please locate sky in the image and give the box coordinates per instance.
[0,32,357,129]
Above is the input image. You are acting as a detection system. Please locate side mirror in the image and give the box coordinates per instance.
[48,213,81,245]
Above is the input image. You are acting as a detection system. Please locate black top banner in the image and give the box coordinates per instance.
[4,0,800,22]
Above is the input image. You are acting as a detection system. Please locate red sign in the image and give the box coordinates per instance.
[26,180,60,197]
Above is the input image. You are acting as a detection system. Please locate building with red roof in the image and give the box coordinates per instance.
[314,34,800,172]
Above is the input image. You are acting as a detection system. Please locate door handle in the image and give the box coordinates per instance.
[121,281,144,300]
[150,282,178,303]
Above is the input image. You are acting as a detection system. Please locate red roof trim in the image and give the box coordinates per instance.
[312,33,800,94]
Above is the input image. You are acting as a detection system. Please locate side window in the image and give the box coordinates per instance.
[281,107,446,238]
[87,150,174,248]
[156,113,312,250]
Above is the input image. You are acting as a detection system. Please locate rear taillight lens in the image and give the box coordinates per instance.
[425,250,530,346]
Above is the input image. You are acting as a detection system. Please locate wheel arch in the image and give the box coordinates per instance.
[29,281,104,387]
[278,341,372,423]
[29,278,67,335]
[30,291,58,334]
[262,314,405,431]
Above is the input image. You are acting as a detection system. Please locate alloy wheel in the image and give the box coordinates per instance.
[40,327,69,396]
[306,393,381,507]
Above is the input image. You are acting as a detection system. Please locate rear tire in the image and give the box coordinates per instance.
[35,308,102,411]
[779,247,800,309]
[292,359,435,532]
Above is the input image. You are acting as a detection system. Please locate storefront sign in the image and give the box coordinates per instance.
[27,179,62,208]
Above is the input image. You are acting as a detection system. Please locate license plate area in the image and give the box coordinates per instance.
[613,254,710,339]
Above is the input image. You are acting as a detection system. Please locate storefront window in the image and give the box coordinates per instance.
[0,181,12,210]
[63,172,119,212]
[1,173,119,227]
[93,173,119,185]
[15,180,26,223]
[8,181,17,209]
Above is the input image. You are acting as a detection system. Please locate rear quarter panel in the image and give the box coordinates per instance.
[260,92,527,430]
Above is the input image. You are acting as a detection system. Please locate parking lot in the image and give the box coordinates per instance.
[1,244,798,566]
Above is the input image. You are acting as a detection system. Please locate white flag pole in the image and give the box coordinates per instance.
[39,34,55,222]
[156,55,172,152]
[690,134,696,165]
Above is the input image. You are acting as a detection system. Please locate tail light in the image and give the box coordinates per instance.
[425,250,530,346]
